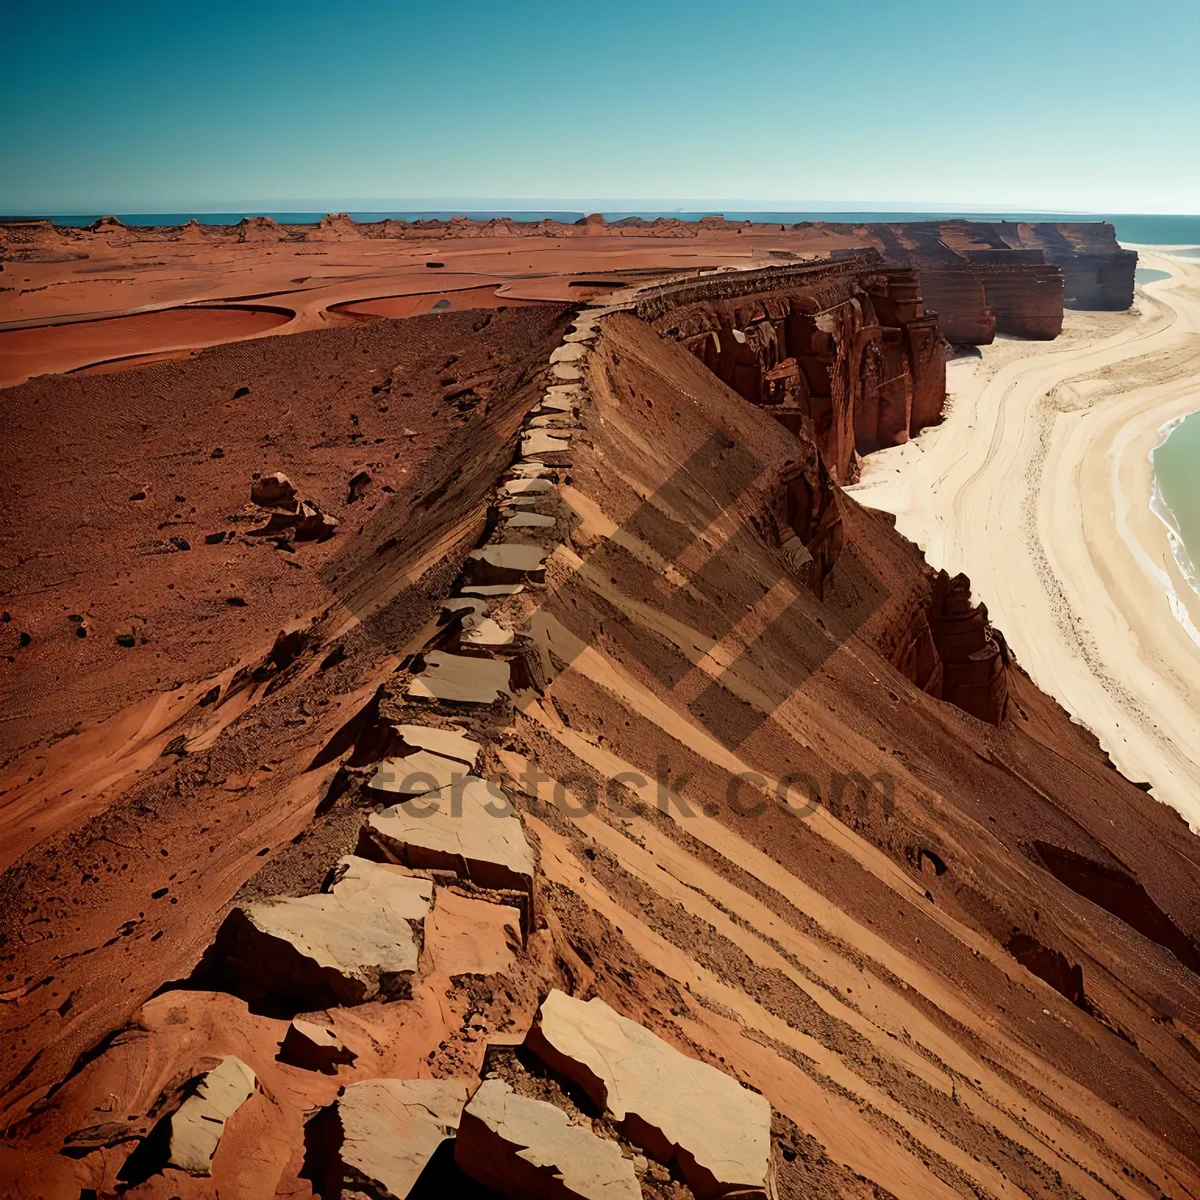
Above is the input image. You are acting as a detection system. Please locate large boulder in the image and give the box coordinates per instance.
[455,1078,640,1200]
[166,1056,256,1175]
[212,857,431,1009]
[336,1078,470,1199]
[526,990,774,1200]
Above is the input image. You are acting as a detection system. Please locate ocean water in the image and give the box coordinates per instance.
[1136,266,1172,285]
[22,209,1200,245]
[1152,411,1200,612]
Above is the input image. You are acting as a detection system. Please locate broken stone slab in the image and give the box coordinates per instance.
[443,595,490,618]
[469,543,548,575]
[550,342,588,363]
[407,651,512,705]
[251,471,297,510]
[534,398,578,415]
[521,431,572,458]
[528,413,581,429]
[551,363,581,381]
[391,722,480,765]
[215,857,431,1009]
[461,615,516,647]
[278,1017,356,1073]
[526,990,774,1200]
[500,476,554,496]
[466,542,549,587]
[369,749,470,796]
[456,1078,640,1200]
[368,776,534,897]
[507,461,556,476]
[563,327,598,342]
[505,512,556,529]
[251,498,337,543]
[294,500,338,542]
[338,1079,471,1200]
[166,1056,256,1175]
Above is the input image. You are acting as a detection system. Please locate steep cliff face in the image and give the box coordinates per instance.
[639,257,946,485]
[637,263,1013,728]
[959,249,1065,339]
[870,224,996,344]
[1022,222,1137,310]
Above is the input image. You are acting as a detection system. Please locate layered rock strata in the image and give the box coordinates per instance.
[639,255,946,484]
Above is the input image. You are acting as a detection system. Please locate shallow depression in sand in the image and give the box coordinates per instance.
[0,304,294,387]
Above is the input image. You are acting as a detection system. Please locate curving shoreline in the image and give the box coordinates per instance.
[851,249,1200,827]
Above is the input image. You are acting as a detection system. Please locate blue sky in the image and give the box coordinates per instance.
[3,0,1198,214]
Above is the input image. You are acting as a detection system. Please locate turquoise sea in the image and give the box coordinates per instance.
[1152,411,1200,609]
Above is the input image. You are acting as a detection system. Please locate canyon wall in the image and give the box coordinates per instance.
[637,254,946,485]
[635,259,1012,727]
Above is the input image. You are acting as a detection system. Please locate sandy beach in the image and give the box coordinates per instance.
[852,249,1200,828]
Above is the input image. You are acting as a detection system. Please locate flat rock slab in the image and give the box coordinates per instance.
[167,1055,256,1175]
[528,414,581,429]
[522,432,572,458]
[505,511,556,529]
[425,889,522,977]
[368,776,534,897]
[407,651,512,704]
[338,1078,471,1199]
[370,749,469,796]
[468,542,549,587]
[226,858,431,1008]
[461,615,516,647]
[443,595,490,617]
[470,543,548,572]
[551,363,581,381]
[526,990,774,1200]
[392,722,481,766]
[501,477,554,496]
[550,342,588,363]
[461,583,525,596]
[456,1078,640,1200]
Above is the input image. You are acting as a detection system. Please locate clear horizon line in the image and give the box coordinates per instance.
[13,200,1200,217]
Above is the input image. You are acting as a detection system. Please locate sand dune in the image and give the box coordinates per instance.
[852,250,1200,827]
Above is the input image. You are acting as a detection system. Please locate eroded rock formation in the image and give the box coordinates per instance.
[639,255,946,484]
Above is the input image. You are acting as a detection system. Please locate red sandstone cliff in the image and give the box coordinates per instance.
[639,255,946,484]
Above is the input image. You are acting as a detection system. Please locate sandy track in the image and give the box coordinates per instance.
[852,251,1200,826]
